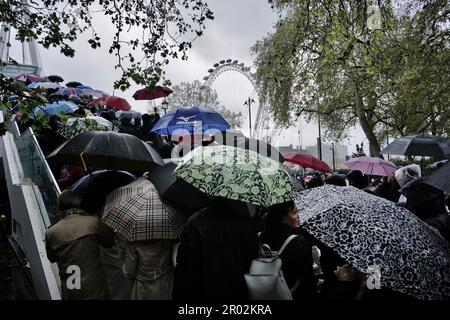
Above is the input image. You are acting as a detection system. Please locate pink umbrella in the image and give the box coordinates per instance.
[345,156,397,176]
[133,86,173,100]
[14,73,42,83]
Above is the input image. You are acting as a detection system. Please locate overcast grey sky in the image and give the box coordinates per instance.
[10,0,369,153]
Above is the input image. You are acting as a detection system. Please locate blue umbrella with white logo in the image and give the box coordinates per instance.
[150,106,230,135]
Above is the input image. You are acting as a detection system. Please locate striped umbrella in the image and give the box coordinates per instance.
[101,178,185,241]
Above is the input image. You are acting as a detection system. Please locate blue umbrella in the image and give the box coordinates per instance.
[150,106,230,135]
[28,82,61,90]
[77,85,93,90]
[33,101,79,117]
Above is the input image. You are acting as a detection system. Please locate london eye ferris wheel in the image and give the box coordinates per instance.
[201,59,282,144]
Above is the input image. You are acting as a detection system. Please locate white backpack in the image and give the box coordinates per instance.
[245,234,299,300]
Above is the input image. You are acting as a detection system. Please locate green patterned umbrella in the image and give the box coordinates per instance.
[57,116,117,140]
[174,145,294,207]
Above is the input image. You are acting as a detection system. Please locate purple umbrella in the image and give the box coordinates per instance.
[345,156,397,176]
[14,73,42,83]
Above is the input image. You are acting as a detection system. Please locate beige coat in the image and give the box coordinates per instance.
[45,209,110,300]
[100,236,132,300]
[122,240,174,300]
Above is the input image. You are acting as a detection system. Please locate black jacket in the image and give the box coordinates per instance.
[173,204,259,301]
[425,212,450,242]
[260,225,317,300]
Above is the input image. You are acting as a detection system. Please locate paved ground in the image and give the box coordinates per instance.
[0,236,36,300]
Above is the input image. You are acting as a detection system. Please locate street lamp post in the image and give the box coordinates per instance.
[317,96,323,160]
[317,116,322,160]
[244,97,255,138]
[331,142,336,172]
[161,100,169,114]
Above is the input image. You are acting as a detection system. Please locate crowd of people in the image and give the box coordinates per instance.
[4,78,449,301]
[42,162,449,301]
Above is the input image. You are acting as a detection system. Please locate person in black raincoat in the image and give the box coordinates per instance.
[259,201,317,300]
[401,178,450,242]
[173,198,259,301]
[373,175,401,202]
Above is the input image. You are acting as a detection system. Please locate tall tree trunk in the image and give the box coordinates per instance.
[353,84,382,158]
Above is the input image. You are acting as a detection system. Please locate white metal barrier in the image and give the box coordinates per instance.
[0,110,61,299]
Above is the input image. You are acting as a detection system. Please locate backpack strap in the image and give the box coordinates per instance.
[279,234,300,293]
[278,234,298,255]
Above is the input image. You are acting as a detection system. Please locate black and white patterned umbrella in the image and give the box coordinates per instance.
[295,185,450,300]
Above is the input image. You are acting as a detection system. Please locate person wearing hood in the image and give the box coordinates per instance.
[373,175,401,202]
[395,164,421,205]
[347,170,372,193]
[173,198,259,300]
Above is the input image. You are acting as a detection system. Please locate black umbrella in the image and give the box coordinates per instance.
[422,162,450,195]
[145,162,210,215]
[381,134,450,158]
[47,131,164,172]
[66,81,83,88]
[47,75,64,83]
[225,137,284,163]
[70,170,136,213]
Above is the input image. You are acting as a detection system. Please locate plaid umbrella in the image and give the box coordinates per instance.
[174,145,294,207]
[102,178,185,241]
[295,185,450,300]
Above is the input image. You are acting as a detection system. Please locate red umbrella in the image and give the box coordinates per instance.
[284,153,333,173]
[133,86,173,100]
[90,96,131,111]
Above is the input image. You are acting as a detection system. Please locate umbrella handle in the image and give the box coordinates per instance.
[80,152,88,172]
